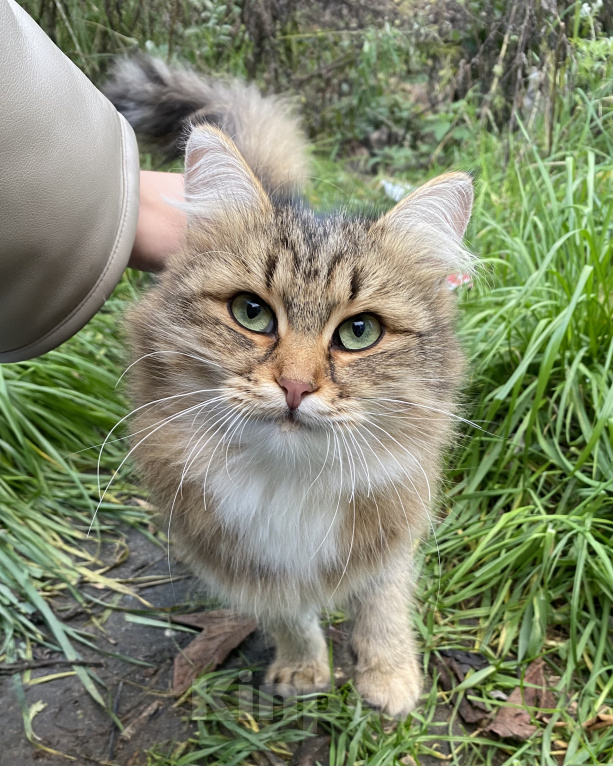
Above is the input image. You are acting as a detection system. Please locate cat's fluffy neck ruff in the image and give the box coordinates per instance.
[203,415,410,582]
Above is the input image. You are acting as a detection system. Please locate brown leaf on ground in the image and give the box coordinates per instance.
[486,659,556,741]
[431,651,489,725]
[583,707,613,731]
[431,655,453,692]
[459,696,489,725]
[172,610,257,695]
[440,649,490,677]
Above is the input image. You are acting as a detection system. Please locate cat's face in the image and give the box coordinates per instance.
[129,126,473,477]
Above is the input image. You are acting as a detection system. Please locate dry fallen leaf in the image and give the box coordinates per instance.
[172,609,257,695]
[459,696,490,725]
[440,649,490,676]
[485,659,556,741]
[431,650,490,725]
[583,707,613,731]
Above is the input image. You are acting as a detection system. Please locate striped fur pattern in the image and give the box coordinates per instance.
[104,55,309,198]
[115,58,474,717]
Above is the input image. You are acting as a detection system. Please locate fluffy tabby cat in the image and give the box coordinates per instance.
[105,57,474,717]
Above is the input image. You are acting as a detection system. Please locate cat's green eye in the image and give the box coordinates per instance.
[230,293,275,334]
[335,314,382,351]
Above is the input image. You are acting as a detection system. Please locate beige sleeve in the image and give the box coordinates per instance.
[0,0,140,363]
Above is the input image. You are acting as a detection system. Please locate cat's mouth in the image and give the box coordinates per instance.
[275,408,321,432]
[279,410,304,431]
[248,406,322,432]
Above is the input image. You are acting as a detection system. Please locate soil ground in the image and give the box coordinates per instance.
[0,527,465,766]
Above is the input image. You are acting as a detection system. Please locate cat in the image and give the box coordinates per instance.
[105,56,474,718]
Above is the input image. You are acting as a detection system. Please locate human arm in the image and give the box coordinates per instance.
[0,0,142,363]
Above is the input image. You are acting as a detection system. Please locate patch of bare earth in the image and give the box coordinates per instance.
[0,526,505,766]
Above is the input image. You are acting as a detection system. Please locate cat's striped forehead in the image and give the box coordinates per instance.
[259,207,375,331]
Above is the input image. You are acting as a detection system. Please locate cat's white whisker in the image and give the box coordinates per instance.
[235,406,255,452]
[333,422,356,504]
[303,428,332,497]
[360,417,432,503]
[355,421,427,523]
[180,404,243,491]
[174,406,235,504]
[184,397,231,451]
[367,396,487,433]
[116,349,224,387]
[355,421,442,598]
[96,386,226,497]
[167,406,243,581]
[309,427,342,563]
[73,391,226,459]
[331,476,356,601]
[343,426,386,562]
[341,422,373,496]
[201,405,249,508]
[223,405,257,482]
[91,397,224,535]
[353,429,416,559]
[166,407,234,516]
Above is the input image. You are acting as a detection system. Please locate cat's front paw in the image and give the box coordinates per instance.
[265,656,331,695]
[355,662,422,718]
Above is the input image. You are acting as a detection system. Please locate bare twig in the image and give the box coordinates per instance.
[0,658,104,676]
[120,699,163,741]
[107,680,123,762]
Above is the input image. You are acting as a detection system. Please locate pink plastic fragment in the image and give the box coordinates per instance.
[447,273,473,290]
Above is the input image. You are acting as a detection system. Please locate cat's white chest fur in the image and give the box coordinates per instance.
[208,442,343,579]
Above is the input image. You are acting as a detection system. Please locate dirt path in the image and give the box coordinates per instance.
[1,528,211,765]
[0,527,465,766]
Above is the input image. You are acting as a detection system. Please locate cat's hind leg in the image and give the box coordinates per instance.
[350,566,422,718]
[264,610,331,694]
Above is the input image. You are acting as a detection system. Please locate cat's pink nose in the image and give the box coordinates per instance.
[278,378,315,410]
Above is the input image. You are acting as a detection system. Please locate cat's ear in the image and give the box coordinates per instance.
[183,125,272,224]
[372,172,474,274]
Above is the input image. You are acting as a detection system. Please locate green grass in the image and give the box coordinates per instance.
[4,1,613,764]
[0,278,151,695]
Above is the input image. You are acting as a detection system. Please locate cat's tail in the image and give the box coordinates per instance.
[103,55,310,198]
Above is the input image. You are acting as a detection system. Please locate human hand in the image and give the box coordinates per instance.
[129,170,186,272]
